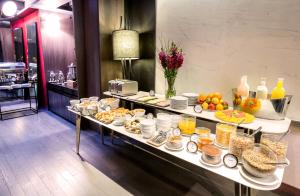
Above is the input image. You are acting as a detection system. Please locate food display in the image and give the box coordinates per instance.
[201,144,222,165]
[195,127,211,138]
[261,134,288,162]
[165,135,183,150]
[197,92,229,111]
[215,110,255,124]
[242,144,277,178]
[178,114,196,135]
[215,123,237,148]
[95,111,115,124]
[240,97,261,114]
[229,133,254,160]
[198,137,213,151]
[124,119,141,134]
[100,98,120,109]
[94,108,130,124]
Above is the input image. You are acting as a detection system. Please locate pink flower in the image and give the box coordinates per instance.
[159,51,167,68]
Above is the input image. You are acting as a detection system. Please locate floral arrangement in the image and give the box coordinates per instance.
[158,41,184,98]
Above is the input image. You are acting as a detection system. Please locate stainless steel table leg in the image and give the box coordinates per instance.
[111,131,114,144]
[99,125,104,144]
[235,183,251,196]
[76,114,81,154]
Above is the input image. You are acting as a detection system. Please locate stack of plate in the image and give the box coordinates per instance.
[182,93,198,106]
[170,96,188,110]
[156,114,172,131]
[140,119,156,138]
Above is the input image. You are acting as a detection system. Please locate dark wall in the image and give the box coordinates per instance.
[40,11,75,81]
[73,0,101,98]
[0,28,15,62]
[125,0,156,91]
[99,0,123,92]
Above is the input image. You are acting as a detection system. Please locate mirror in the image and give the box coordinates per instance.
[26,22,38,81]
[13,28,24,62]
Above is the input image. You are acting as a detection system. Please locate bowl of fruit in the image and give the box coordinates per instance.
[198,92,229,111]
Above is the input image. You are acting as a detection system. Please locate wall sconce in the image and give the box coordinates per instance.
[112,29,139,79]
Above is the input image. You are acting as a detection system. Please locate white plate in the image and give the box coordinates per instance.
[199,156,223,167]
[239,166,279,186]
[164,144,184,151]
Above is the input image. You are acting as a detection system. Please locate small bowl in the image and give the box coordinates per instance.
[70,99,80,106]
[87,105,98,115]
[89,96,99,102]
[133,109,146,117]
[80,98,89,103]
[242,143,277,178]
[202,144,221,165]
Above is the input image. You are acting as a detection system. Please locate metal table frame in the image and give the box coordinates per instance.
[0,86,38,120]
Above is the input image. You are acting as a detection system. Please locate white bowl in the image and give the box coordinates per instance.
[140,119,155,127]
[141,127,155,138]
[133,109,146,117]
[89,96,99,102]
[70,99,80,106]
[80,98,89,103]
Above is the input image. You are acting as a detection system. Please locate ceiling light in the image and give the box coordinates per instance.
[2,1,17,17]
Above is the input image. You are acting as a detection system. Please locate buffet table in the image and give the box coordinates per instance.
[103,91,291,134]
[69,108,287,196]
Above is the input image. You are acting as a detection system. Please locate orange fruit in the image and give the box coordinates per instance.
[202,102,209,110]
[213,92,222,99]
[207,93,214,99]
[212,97,219,105]
[216,103,224,110]
[198,94,207,103]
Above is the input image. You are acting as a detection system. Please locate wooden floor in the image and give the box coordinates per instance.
[0,110,293,196]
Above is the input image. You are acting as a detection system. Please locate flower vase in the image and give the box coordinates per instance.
[166,77,176,99]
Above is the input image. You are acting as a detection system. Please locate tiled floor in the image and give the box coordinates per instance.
[0,110,292,196]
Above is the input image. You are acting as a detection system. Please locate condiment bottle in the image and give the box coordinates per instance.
[271,78,285,99]
[237,75,250,97]
[256,78,268,99]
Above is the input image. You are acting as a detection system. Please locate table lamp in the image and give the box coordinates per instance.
[112,29,139,79]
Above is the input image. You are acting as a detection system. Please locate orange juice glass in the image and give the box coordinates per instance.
[178,114,196,135]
